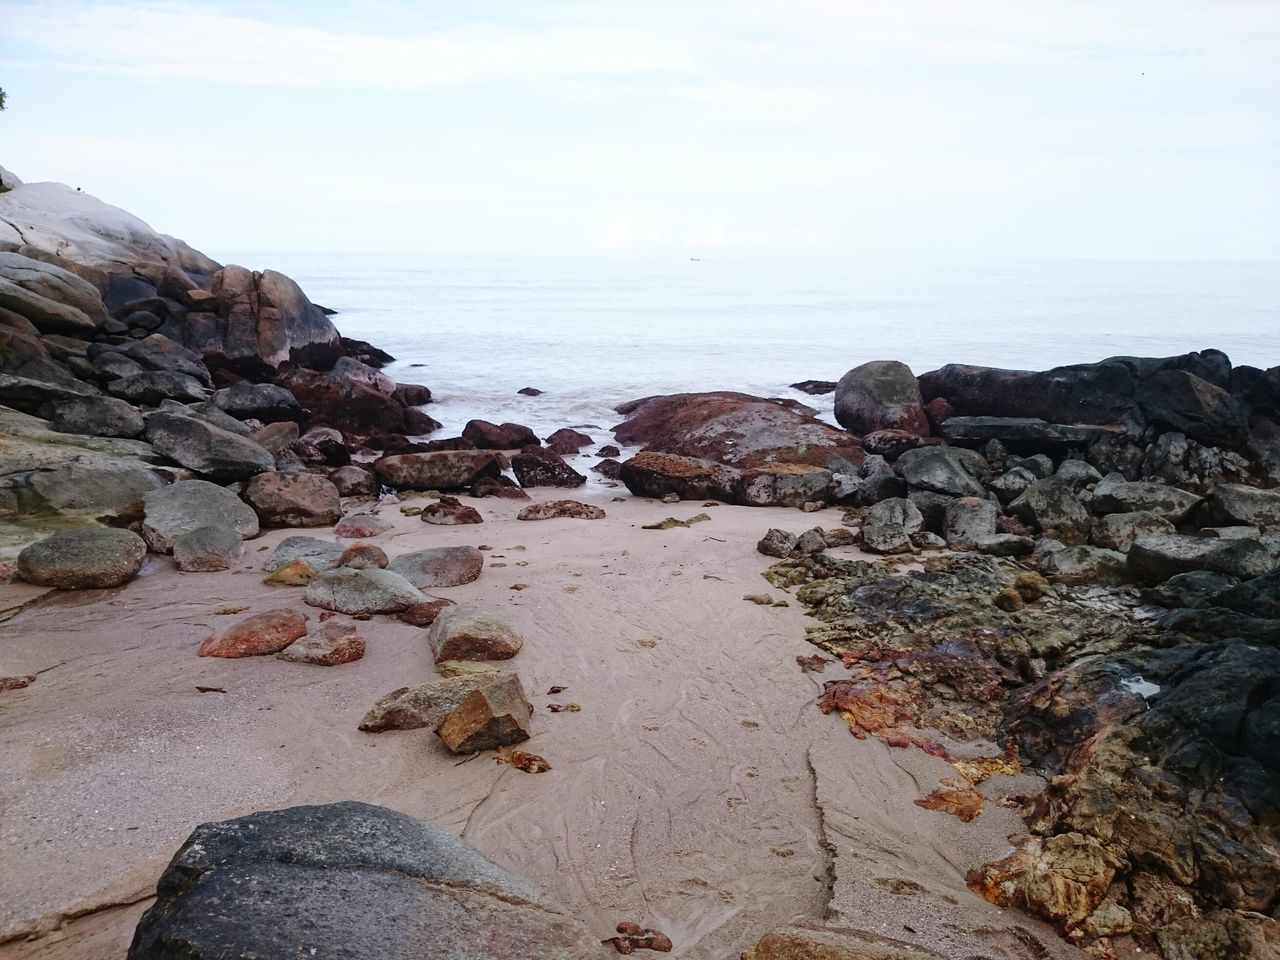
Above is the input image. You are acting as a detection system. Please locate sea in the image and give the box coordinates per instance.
[217,253,1280,443]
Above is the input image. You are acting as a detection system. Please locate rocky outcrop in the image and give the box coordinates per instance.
[0,251,108,334]
[126,801,609,959]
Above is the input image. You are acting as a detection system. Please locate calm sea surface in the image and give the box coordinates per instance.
[215,253,1280,440]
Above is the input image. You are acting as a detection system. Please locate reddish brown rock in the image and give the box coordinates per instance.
[604,922,674,955]
[460,420,539,449]
[337,542,389,569]
[545,427,592,454]
[198,608,308,658]
[373,450,502,491]
[1,675,37,692]
[387,546,484,588]
[435,677,533,753]
[924,396,955,431]
[396,598,456,627]
[428,607,522,662]
[619,451,741,503]
[511,446,586,488]
[328,465,376,496]
[276,619,365,666]
[421,496,483,525]
[471,476,531,499]
[516,500,605,520]
[243,472,342,527]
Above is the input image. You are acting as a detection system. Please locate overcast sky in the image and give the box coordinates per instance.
[1,1,1277,260]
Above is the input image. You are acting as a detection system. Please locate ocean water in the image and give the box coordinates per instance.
[218,253,1280,442]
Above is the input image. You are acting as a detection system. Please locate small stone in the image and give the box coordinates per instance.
[198,608,308,658]
[428,606,523,663]
[743,594,773,605]
[276,619,365,666]
[359,672,522,732]
[757,528,799,558]
[436,679,534,753]
[662,493,680,503]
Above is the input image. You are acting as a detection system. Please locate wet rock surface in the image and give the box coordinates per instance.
[16,527,147,589]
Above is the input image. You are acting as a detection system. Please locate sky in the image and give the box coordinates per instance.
[1,0,1278,260]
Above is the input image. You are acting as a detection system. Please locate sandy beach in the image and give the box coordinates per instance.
[0,488,1077,960]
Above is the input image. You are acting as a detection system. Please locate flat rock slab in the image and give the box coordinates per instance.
[517,500,605,520]
[304,568,426,615]
[125,801,609,960]
[940,417,1124,446]
[16,527,147,589]
[428,607,523,663]
[1128,534,1280,583]
[388,546,484,588]
[141,479,259,554]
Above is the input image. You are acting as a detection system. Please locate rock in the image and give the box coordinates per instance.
[397,598,455,628]
[108,370,207,405]
[0,251,106,333]
[461,420,540,449]
[472,476,532,499]
[49,395,144,439]
[739,465,835,507]
[373,450,502,491]
[145,412,274,480]
[263,559,317,586]
[1201,525,1262,539]
[337,542,389,569]
[591,459,623,480]
[211,381,301,422]
[198,608,309,658]
[862,498,924,554]
[1054,458,1103,488]
[860,430,942,460]
[989,465,1037,503]
[263,535,343,573]
[942,497,997,548]
[141,479,260,553]
[1009,477,1092,545]
[16,527,146,589]
[436,676,534,753]
[119,334,212,387]
[1010,453,1054,479]
[1090,475,1202,522]
[789,380,837,395]
[516,500,605,520]
[1038,544,1130,585]
[125,800,606,960]
[544,428,592,454]
[172,525,244,572]
[243,472,342,527]
[394,383,432,406]
[1128,534,1280,582]
[388,546,485,588]
[833,360,928,435]
[1213,570,1280,619]
[613,391,862,470]
[742,925,943,960]
[277,364,428,437]
[939,416,1122,447]
[895,446,988,497]
[511,446,586,488]
[1090,511,1175,553]
[596,445,621,458]
[276,619,365,666]
[304,568,426,614]
[421,496,483,525]
[974,533,1035,557]
[517,386,543,396]
[795,527,828,555]
[329,464,376,496]
[1136,369,1250,448]
[249,420,299,456]
[428,607,523,663]
[757,528,800,558]
[1201,483,1280,531]
[334,513,393,538]
[619,451,741,503]
[1143,570,1239,609]
[293,426,351,467]
[359,672,520,732]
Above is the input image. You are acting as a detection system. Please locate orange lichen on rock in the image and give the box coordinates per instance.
[494,747,551,773]
[604,921,673,954]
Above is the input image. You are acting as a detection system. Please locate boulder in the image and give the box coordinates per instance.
[145,412,275,479]
[421,496,483,525]
[397,598,456,628]
[1090,475,1202,522]
[511,447,586,488]
[249,420,300,457]
[212,382,302,423]
[516,500,606,520]
[360,672,517,732]
[373,451,502,491]
[939,416,1122,448]
[833,360,929,435]
[591,459,623,481]
[1090,511,1175,553]
[0,373,99,415]
[141,480,260,554]
[1128,534,1280,583]
[337,542,389,569]
[1054,459,1103,488]
[1144,570,1239,610]
[862,497,924,554]
[0,251,106,333]
[1201,484,1280,531]
[277,363,424,436]
[619,451,741,503]
[334,513,393,538]
[198,608,308,658]
[263,535,343,573]
[293,426,351,467]
[119,334,212,386]
[461,420,539,449]
[49,395,144,439]
[125,801,607,960]
[428,607,523,663]
[859,430,941,460]
[16,527,146,589]
[329,465,376,496]
[544,427,592,454]
[989,466,1037,503]
[757,528,799,558]
[974,533,1035,557]
[1010,477,1092,545]
[387,546,485,588]
[1038,544,1130,585]
[394,383,432,406]
[172,525,245,572]
[276,619,365,666]
[108,370,207,405]
[942,496,997,548]
[436,677,534,753]
[243,472,342,527]
[738,465,835,507]
[895,446,988,497]
[613,391,862,469]
[304,568,426,615]
[1136,369,1250,448]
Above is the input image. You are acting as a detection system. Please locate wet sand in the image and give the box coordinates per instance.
[0,491,1079,959]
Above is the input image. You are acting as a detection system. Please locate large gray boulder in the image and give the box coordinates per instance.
[942,496,997,548]
[1090,474,1202,522]
[263,535,344,573]
[834,360,928,436]
[373,451,503,491]
[304,568,426,614]
[141,479,260,553]
[212,381,302,423]
[0,251,107,333]
[145,412,275,480]
[16,527,147,589]
[862,497,924,554]
[49,395,145,439]
[895,446,988,497]
[119,334,212,387]
[1201,484,1280,531]
[1009,476,1092,545]
[387,546,485,589]
[1090,510,1175,552]
[1128,534,1280,583]
[126,801,609,960]
[108,370,207,405]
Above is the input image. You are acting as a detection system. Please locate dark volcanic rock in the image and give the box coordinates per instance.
[126,801,607,960]
[833,360,928,436]
[1136,369,1250,449]
[940,416,1124,448]
[461,420,540,449]
[591,458,623,480]
[511,446,586,488]
[613,391,862,470]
